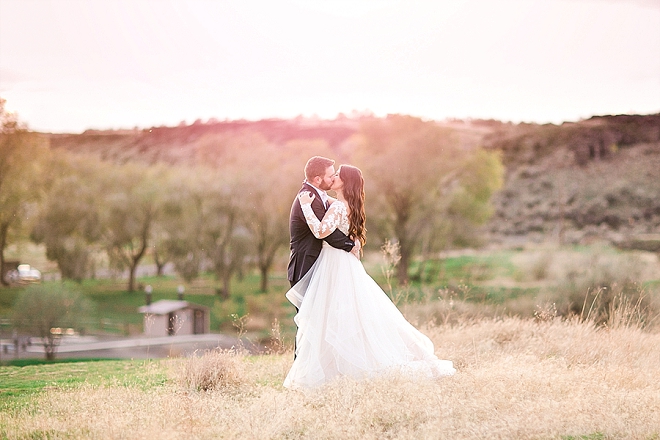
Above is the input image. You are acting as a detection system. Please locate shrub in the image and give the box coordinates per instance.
[514,251,553,282]
[11,282,94,360]
[540,251,658,327]
[175,349,246,392]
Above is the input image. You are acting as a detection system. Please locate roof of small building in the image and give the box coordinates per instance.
[138,300,208,315]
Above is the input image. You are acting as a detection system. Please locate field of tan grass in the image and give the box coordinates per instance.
[2,313,659,440]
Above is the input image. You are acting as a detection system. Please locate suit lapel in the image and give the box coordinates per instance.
[303,183,327,212]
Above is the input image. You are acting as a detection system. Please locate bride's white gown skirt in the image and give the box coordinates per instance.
[284,245,456,389]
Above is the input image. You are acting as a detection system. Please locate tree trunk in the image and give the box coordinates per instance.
[393,199,411,286]
[395,231,414,285]
[44,337,56,361]
[397,249,410,285]
[411,238,431,282]
[0,222,9,286]
[128,263,137,292]
[259,264,269,293]
[222,274,231,299]
[127,222,150,292]
[154,249,166,276]
[557,181,566,245]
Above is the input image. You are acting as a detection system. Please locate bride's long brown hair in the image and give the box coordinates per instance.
[339,165,367,249]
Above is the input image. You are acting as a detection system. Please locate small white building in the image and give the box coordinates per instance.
[138,300,210,337]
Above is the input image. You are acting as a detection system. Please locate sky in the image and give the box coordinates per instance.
[1,0,659,133]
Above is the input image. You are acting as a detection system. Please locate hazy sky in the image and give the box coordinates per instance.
[1,0,659,133]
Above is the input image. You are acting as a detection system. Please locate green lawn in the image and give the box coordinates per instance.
[0,270,296,345]
[2,246,658,345]
[0,359,167,409]
[403,251,517,284]
[79,273,294,334]
[0,286,22,316]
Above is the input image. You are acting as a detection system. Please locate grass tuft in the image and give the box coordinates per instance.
[174,349,246,392]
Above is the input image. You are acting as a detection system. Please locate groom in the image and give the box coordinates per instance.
[288,156,355,287]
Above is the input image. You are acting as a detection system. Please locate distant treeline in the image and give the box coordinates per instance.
[2,108,504,292]
[4,105,659,292]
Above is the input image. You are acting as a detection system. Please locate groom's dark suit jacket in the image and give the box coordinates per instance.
[288,182,355,286]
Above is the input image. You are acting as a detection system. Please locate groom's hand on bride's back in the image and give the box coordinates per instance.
[350,236,361,259]
[298,192,315,205]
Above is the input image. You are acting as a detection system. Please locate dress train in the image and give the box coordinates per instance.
[284,244,455,389]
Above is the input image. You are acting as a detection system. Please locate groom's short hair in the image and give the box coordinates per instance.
[305,156,334,181]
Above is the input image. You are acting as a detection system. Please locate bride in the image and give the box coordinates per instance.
[284,164,455,389]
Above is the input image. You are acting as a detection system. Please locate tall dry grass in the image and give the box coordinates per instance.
[3,311,659,439]
[506,246,660,326]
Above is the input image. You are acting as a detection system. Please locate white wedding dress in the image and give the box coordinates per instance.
[284,200,455,389]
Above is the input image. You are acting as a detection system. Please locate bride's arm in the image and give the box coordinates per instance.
[299,193,342,239]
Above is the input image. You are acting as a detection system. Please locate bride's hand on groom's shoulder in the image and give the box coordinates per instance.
[298,191,315,205]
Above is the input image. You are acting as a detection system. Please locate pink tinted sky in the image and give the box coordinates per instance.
[1,0,659,133]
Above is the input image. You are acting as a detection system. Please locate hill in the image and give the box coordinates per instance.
[47,117,362,164]
[43,113,660,247]
[481,114,660,245]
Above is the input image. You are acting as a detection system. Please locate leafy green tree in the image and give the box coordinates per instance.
[238,139,306,292]
[0,98,51,286]
[145,167,180,278]
[150,227,171,277]
[244,172,290,292]
[353,115,503,284]
[158,167,209,283]
[250,138,339,290]
[12,283,94,360]
[221,135,336,293]
[159,164,248,297]
[31,154,104,281]
[99,162,167,291]
[199,168,248,298]
[194,131,307,294]
[174,131,335,295]
[445,148,505,244]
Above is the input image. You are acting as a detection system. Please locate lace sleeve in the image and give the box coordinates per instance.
[300,201,343,239]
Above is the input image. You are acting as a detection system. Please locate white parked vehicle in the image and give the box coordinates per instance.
[7,264,42,283]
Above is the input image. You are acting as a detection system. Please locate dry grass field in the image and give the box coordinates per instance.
[2,310,659,440]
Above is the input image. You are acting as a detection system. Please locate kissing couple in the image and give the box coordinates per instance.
[284,156,455,389]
